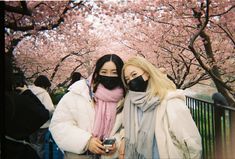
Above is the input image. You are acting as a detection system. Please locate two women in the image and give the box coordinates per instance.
[49,54,125,159]
[50,54,202,159]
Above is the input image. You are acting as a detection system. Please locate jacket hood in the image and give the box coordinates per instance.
[28,85,47,95]
[68,79,91,98]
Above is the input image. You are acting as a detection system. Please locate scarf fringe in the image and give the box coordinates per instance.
[125,134,150,159]
[138,131,152,159]
[125,139,136,158]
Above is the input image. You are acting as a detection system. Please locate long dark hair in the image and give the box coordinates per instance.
[91,54,124,92]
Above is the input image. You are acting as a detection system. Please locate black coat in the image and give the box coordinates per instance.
[4,89,50,159]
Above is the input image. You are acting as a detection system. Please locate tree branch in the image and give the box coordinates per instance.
[56,62,83,87]
[188,0,234,96]
[216,23,235,46]
[5,2,31,16]
[210,5,235,17]
[5,1,86,32]
[188,0,212,75]
[50,49,92,81]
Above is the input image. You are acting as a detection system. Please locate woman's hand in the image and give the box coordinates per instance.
[88,137,106,155]
[119,139,125,159]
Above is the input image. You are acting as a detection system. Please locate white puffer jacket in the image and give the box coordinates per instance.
[28,85,55,128]
[155,90,202,159]
[49,79,123,158]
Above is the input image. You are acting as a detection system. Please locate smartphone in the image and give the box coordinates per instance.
[102,138,116,153]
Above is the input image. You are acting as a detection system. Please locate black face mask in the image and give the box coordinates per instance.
[128,75,148,92]
[97,75,121,90]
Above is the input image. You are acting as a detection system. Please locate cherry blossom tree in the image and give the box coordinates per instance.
[89,0,234,105]
[5,1,99,88]
[188,0,235,105]
[5,1,131,89]
[5,0,235,105]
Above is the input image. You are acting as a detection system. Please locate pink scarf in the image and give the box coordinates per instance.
[92,84,124,139]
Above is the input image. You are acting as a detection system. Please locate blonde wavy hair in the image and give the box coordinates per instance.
[122,56,176,101]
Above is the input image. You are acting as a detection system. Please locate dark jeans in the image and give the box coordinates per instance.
[29,128,48,159]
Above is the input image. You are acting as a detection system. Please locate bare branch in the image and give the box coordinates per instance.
[216,23,235,46]
[26,67,51,80]
[188,0,212,74]
[210,5,235,17]
[5,1,86,32]
[50,49,93,81]
[57,62,83,87]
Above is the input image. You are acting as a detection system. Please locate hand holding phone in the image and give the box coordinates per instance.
[102,138,116,153]
[87,137,106,155]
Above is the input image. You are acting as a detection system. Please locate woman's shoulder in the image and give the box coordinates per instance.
[164,89,185,102]
[28,85,47,95]
[67,79,91,95]
[164,90,189,113]
[59,80,91,104]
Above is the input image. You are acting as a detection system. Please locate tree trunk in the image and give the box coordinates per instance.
[200,31,235,107]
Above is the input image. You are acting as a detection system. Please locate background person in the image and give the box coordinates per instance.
[4,54,50,159]
[49,54,125,159]
[52,71,82,105]
[68,71,82,87]
[28,75,55,158]
[120,56,202,159]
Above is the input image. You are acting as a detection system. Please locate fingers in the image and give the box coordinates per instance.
[108,143,116,151]
[88,137,106,154]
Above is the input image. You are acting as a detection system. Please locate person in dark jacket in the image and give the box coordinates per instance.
[28,75,55,159]
[4,54,50,159]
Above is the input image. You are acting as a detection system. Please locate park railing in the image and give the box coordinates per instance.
[186,96,235,159]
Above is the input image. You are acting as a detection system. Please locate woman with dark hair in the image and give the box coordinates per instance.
[49,54,125,159]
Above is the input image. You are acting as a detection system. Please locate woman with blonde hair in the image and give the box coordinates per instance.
[119,56,202,159]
